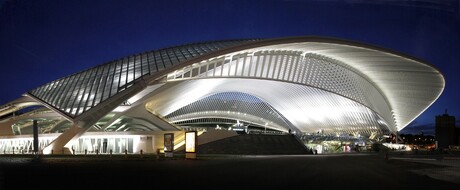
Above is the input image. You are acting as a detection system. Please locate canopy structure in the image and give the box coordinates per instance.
[0,36,444,154]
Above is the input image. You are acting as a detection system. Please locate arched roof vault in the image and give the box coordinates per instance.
[25,36,444,132]
[146,37,444,132]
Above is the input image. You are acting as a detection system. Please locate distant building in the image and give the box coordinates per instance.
[435,110,459,149]
[400,133,435,146]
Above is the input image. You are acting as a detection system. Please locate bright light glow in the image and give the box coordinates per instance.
[174,140,185,150]
[382,143,408,150]
[316,144,323,154]
[113,106,130,112]
[146,79,225,116]
[185,131,196,153]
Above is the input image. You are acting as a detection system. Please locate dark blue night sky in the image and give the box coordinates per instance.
[1,0,459,135]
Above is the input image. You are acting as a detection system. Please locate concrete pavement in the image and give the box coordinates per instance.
[0,153,458,189]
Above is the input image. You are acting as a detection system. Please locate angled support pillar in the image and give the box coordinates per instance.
[126,108,181,131]
[42,122,88,154]
[42,80,147,154]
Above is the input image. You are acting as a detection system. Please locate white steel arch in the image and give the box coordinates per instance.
[161,41,443,132]
[0,36,444,154]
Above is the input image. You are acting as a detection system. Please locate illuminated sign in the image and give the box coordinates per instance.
[185,131,197,153]
[164,133,174,152]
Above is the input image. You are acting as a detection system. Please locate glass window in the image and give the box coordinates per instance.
[49,78,67,106]
[51,77,71,108]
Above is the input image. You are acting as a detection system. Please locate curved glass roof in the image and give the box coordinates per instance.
[27,39,259,118]
[24,36,444,133]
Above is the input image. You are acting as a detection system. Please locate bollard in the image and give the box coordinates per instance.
[140,149,143,159]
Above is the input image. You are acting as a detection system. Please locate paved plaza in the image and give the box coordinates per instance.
[0,152,458,189]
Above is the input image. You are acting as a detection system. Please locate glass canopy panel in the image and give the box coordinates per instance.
[28,39,259,118]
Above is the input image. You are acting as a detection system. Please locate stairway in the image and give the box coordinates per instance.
[177,134,311,155]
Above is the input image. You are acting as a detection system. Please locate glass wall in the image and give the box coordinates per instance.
[73,137,135,154]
